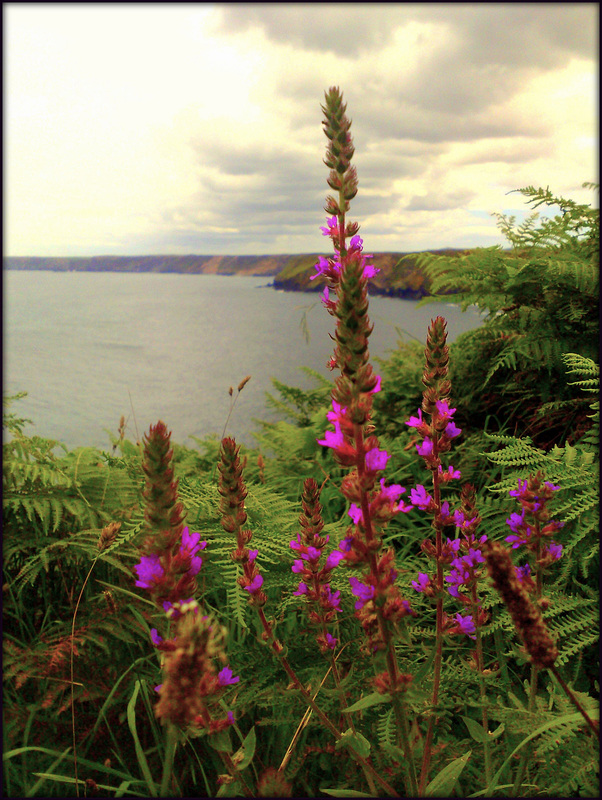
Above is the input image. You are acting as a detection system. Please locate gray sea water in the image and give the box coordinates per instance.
[3,271,483,450]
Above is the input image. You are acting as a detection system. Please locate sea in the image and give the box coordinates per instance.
[3,271,484,451]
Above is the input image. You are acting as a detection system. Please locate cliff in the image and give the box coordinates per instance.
[272,249,466,299]
[4,250,466,297]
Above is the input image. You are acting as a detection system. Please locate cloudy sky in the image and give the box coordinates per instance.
[5,3,598,257]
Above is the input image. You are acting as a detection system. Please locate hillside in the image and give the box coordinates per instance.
[4,250,466,297]
[273,249,467,298]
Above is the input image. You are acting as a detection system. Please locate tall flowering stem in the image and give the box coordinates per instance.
[217,436,400,797]
[405,317,464,794]
[316,87,418,797]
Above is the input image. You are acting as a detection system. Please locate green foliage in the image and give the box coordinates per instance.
[415,184,598,448]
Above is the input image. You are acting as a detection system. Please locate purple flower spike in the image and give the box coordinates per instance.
[134,554,165,589]
[218,666,240,686]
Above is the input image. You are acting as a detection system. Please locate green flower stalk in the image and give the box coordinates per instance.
[141,421,187,556]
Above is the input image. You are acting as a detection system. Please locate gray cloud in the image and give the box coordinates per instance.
[405,188,477,212]
[216,4,596,62]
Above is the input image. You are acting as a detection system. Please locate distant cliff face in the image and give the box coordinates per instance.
[4,250,465,296]
[273,249,466,299]
[3,255,292,276]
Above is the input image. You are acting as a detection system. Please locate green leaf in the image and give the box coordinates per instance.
[320,790,374,798]
[426,751,471,797]
[461,716,488,743]
[126,681,158,797]
[233,726,256,771]
[208,728,233,753]
[342,691,391,713]
[334,729,371,759]
[216,778,245,797]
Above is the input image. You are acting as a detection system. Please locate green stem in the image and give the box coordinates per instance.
[160,723,179,797]
[256,608,399,797]
[419,444,444,795]
[512,664,538,796]
[549,664,599,739]
[471,589,492,788]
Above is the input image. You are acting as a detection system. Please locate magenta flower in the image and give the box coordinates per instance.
[293,581,308,596]
[365,447,390,472]
[370,375,382,394]
[416,438,433,457]
[317,421,345,449]
[291,559,305,574]
[244,574,264,593]
[451,613,476,639]
[150,628,163,646]
[327,400,348,425]
[406,409,423,428]
[325,632,338,649]
[509,478,529,499]
[248,549,258,561]
[378,479,405,503]
[320,215,339,237]
[439,464,462,481]
[349,503,363,525]
[179,528,207,576]
[324,550,345,570]
[410,485,433,510]
[411,572,432,593]
[435,399,456,421]
[349,576,375,610]
[134,554,165,589]
[546,541,563,561]
[445,421,462,438]
[218,666,240,687]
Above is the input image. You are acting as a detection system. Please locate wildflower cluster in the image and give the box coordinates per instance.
[132,422,239,735]
[406,318,483,641]
[291,479,343,652]
[134,421,206,606]
[505,471,565,588]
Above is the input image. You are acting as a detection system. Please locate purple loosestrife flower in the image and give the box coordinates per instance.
[244,574,264,594]
[348,504,363,525]
[217,666,240,687]
[445,421,462,438]
[410,485,434,510]
[439,464,462,481]
[449,613,476,640]
[546,541,563,561]
[411,572,433,594]
[416,437,434,457]
[134,554,165,589]
[349,576,376,610]
[365,446,390,472]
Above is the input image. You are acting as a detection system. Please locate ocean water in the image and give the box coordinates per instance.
[3,271,483,450]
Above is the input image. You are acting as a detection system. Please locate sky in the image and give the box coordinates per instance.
[4,3,598,257]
